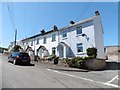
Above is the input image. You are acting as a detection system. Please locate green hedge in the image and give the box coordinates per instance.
[62,55,97,69]
[64,57,85,68]
[50,54,56,59]
[86,48,97,58]
[59,48,97,69]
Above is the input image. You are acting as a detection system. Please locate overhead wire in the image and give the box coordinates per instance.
[76,2,93,22]
[7,1,16,31]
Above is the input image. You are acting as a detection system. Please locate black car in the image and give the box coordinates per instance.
[8,52,30,65]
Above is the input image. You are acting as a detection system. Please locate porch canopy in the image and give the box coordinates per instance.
[37,45,47,52]
[58,42,70,47]
[26,46,34,51]
[37,45,49,57]
[57,42,70,58]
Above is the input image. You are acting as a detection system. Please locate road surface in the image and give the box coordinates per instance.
[1,54,119,88]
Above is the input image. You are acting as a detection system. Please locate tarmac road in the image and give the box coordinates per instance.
[1,54,119,89]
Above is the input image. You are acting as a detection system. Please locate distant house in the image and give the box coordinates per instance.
[9,11,106,59]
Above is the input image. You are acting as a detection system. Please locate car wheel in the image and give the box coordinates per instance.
[13,59,17,65]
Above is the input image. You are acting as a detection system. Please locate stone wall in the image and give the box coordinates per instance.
[105,46,120,61]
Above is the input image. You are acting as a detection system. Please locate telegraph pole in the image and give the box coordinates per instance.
[14,29,17,46]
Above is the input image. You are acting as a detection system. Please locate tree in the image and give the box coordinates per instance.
[0,47,8,51]
[12,45,23,52]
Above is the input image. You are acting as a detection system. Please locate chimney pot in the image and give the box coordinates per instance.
[95,10,100,16]
[53,25,58,30]
[70,21,75,25]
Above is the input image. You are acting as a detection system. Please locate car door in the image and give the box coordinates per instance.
[8,54,13,62]
[11,53,16,62]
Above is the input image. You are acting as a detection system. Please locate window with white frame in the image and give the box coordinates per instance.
[62,32,67,38]
[36,38,39,45]
[76,26,82,35]
[52,47,56,55]
[26,41,28,45]
[52,34,56,42]
[77,43,83,53]
[43,37,47,44]
[31,40,33,46]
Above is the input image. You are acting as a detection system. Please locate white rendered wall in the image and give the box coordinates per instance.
[93,16,105,59]
[18,16,105,59]
[59,20,95,57]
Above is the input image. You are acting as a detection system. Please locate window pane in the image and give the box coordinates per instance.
[52,34,56,42]
[62,33,67,38]
[36,38,39,44]
[77,43,83,53]
[77,43,82,46]
[31,40,33,46]
[77,30,82,34]
[43,37,46,44]
[77,47,83,52]
[76,26,82,35]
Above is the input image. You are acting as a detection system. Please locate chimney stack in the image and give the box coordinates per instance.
[70,21,75,26]
[53,25,58,31]
[95,10,100,16]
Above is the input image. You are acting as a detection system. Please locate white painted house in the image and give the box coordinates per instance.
[14,11,106,59]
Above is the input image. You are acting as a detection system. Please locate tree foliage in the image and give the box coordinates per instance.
[0,47,8,51]
[86,47,97,58]
[12,45,23,52]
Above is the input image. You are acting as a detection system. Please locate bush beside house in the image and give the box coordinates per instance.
[59,47,106,70]
[85,47,106,70]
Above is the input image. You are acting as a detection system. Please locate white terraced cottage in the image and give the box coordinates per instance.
[9,11,106,59]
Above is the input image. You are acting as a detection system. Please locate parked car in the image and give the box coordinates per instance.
[8,52,30,65]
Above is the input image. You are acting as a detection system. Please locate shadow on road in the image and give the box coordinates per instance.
[103,62,120,70]
[49,68,89,72]
[18,63,35,66]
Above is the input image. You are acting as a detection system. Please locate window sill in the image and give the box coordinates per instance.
[52,40,56,42]
[76,34,82,37]
[62,37,68,40]
[77,53,86,55]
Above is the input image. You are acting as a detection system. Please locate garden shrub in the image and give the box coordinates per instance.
[50,54,56,59]
[64,57,85,68]
[86,47,97,58]
[11,45,23,52]
[84,55,96,60]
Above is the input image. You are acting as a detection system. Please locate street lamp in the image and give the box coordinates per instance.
[82,33,94,47]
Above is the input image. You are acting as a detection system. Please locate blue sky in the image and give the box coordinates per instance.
[2,2,118,48]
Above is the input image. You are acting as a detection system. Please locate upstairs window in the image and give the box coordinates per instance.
[76,26,82,35]
[36,38,39,45]
[62,32,67,38]
[26,41,28,45]
[52,34,56,42]
[43,37,47,44]
[77,43,83,53]
[31,40,33,46]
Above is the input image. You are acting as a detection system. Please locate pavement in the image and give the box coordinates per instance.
[1,54,120,88]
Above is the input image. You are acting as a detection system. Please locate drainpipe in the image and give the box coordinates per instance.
[34,37,35,60]
[58,28,60,55]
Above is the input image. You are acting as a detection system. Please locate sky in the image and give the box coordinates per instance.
[1,2,118,48]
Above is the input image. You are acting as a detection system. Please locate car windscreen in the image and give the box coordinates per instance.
[20,53,29,57]
[12,52,20,57]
